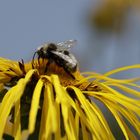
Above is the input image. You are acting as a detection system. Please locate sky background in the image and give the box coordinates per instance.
[0,0,140,77]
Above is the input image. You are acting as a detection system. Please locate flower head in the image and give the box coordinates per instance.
[0,57,140,140]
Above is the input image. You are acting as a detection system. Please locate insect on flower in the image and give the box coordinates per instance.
[32,40,78,78]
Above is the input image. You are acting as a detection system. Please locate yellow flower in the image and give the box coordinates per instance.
[89,0,138,32]
[0,57,140,140]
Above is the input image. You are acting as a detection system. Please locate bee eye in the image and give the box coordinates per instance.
[64,50,69,55]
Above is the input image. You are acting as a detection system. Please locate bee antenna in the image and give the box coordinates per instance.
[32,51,37,69]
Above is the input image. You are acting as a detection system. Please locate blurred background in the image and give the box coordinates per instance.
[0,0,140,138]
[0,0,140,74]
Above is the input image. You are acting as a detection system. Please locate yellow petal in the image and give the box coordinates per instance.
[13,99,21,140]
[0,79,24,139]
[28,79,43,134]
[71,87,114,140]
[104,64,140,76]
[4,116,13,137]
[43,84,59,139]
[0,69,36,139]
[39,84,49,140]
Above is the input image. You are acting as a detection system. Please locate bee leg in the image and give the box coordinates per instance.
[18,59,26,75]
[44,59,53,73]
[63,68,75,79]
[68,72,75,79]
[38,55,41,66]
[32,52,37,69]
[32,62,34,69]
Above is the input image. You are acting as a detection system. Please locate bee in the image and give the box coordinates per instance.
[32,40,78,78]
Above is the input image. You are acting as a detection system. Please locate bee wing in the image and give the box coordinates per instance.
[51,50,77,65]
[56,40,77,51]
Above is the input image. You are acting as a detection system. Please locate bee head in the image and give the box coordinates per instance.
[35,43,56,56]
[47,43,57,51]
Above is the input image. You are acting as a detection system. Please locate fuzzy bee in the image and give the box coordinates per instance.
[32,40,78,78]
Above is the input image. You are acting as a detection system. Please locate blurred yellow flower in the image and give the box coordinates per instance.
[89,0,139,32]
[0,57,140,139]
